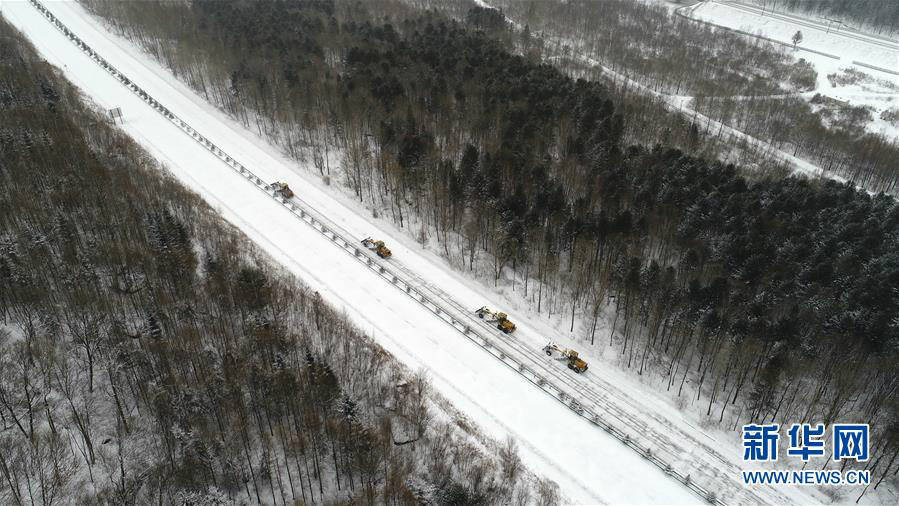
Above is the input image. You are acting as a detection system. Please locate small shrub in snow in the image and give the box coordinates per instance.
[827,67,867,87]
[788,58,816,91]
[881,107,899,126]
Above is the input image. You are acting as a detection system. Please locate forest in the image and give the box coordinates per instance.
[77,0,899,483]
[0,17,552,505]
[411,0,808,175]
[691,91,899,194]
[480,0,899,196]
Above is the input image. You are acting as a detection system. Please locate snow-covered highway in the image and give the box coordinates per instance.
[1,1,829,503]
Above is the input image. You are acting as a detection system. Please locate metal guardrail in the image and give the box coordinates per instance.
[26,0,736,502]
[851,61,899,76]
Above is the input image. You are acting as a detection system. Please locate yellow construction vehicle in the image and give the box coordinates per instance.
[474,306,517,334]
[271,181,294,198]
[543,342,588,373]
[361,237,392,258]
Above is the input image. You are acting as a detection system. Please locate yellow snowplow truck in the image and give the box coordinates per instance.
[361,237,392,258]
[543,342,588,373]
[271,181,294,198]
[474,306,517,334]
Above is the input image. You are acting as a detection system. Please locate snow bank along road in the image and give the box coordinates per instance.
[3,1,821,503]
[721,0,899,54]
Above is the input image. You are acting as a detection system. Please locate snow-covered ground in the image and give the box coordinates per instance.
[691,0,899,139]
[3,0,890,504]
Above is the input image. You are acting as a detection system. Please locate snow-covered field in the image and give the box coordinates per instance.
[691,0,899,139]
[2,0,888,504]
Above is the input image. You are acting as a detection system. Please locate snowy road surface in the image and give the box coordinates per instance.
[2,0,832,504]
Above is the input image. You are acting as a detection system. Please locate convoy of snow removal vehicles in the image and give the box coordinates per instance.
[269,180,587,374]
[473,308,589,373]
